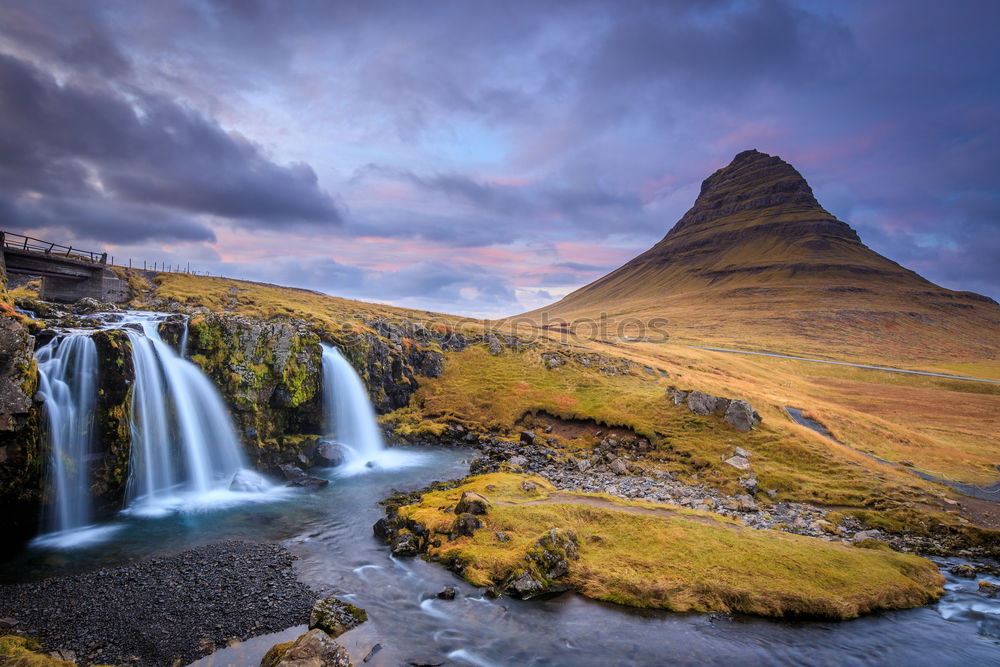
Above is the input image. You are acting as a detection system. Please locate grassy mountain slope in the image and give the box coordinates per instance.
[519,150,1000,366]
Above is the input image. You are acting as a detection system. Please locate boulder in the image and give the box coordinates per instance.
[508,455,529,468]
[454,491,491,515]
[436,586,457,600]
[309,597,367,638]
[278,463,329,489]
[390,532,420,557]
[504,528,579,599]
[372,517,393,541]
[725,400,762,431]
[451,513,482,538]
[260,629,351,667]
[949,564,977,578]
[686,391,725,416]
[609,458,629,475]
[575,458,592,473]
[978,581,1000,598]
[520,430,536,445]
[724,456,751,471]
[230,469,269,493]
[313,440,347,467]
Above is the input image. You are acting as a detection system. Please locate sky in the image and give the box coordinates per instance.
[0,0,997,317]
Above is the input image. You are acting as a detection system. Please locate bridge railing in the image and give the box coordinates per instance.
[0,231,107,264]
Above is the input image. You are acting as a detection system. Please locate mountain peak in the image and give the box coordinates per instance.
[677,149,823,235]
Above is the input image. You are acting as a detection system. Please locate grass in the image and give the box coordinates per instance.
[143,271,995,512]
[0,635,121,667]
[391,345,936,506]
[148,272,488,339]
[399,473,944,619]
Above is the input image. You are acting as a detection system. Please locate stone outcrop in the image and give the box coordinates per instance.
[670,390,761,431]
[260,629,351,667]
[503,528,580,599]
[309,597,367,638]
[0,259,42,547]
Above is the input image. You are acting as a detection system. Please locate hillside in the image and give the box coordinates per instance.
[520,150,1000,366]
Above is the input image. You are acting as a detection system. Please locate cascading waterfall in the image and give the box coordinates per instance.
[35,335,98,535]
[321,344,422,473]
[124,315,260,512]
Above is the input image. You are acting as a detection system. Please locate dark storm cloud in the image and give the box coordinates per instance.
[0,49,341,245]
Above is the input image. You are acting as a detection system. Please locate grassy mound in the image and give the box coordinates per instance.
[400,473,944,619]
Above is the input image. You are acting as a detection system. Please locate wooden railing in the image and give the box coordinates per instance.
[0,231,107,264]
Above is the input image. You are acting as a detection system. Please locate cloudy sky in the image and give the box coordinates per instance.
[1,1,997,316]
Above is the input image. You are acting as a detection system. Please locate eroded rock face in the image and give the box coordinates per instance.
[0,305,42,546]
[260,629,351,667]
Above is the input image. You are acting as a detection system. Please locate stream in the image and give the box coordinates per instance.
[3,447,999,666]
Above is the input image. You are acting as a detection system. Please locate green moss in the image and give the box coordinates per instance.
[0,636,75,666]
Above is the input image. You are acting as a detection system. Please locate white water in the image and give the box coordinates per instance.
[34,335,99,536]
[123,314,276,516]
[321,344,423,474]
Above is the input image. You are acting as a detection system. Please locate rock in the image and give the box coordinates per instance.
[609,458,629,475]
[314,440,347,467]
[372,517,393,541]
[451,513,482,538]
[486,334,503,355]
[261,629,351,667]
[495,531,510,543]
[724,456,751,471]
[725,400,761,431]
[736,494,757,512]
[575,458,592,472]
[508,455,529,467]
[505,570,548,599]
[0,617,18,630]
[278,464,308,481]
[686,391,726,415]
[286,475,329,489]
[734,447,752,458]
[49,649,76,662]
[851,530,881,544]
[390,532,420,557]
[949,564,977,578]
[978,581,1000,598]
[520,480,539,492]
[520,431,536,445]
[230,469,269,493]
[436,586,457,600]
[309,597,367,638]
[739,473,758,495]
[454,491,491,515]
[504,528,579,599]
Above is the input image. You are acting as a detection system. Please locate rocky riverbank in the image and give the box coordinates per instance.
[0,541,315,666]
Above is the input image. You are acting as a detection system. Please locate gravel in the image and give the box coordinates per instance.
[0,540,315,666]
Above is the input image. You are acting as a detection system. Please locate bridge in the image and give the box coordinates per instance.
[1,231,129,303]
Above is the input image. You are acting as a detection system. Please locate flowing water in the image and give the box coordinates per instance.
[5,449,999,666]
[34,335,99,542]
[123,314,264,516]
[11,318,1000,665]
[321,343,425,474]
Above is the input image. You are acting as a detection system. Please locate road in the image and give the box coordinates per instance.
[688,345,1000,385]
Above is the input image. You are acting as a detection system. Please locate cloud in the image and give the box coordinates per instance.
[0,50,342,246]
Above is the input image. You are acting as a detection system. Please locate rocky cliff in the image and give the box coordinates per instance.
[0,256,42,548]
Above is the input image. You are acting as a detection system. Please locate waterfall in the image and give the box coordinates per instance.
[124,316,262,513]
[321,344,422,473]
[36,335,98,534]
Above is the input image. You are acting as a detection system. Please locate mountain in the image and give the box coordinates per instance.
[522,150,1000,364]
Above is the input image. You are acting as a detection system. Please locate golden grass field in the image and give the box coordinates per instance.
[397,473,944,618]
